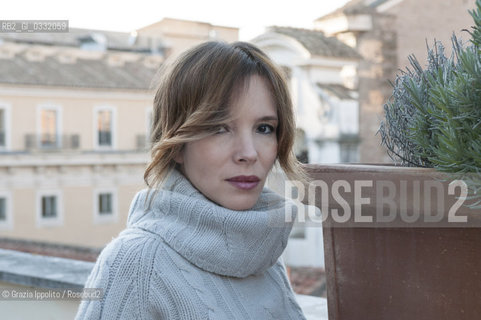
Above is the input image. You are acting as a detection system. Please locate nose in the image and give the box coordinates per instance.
[234,133,258,164]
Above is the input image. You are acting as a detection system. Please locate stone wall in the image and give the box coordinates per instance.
[356,13,397,163]
[390,0,475,71]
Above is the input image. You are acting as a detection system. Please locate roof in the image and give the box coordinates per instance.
[268,26,360,59]
[316,0,391,20]
[139,17,239,32]
[0,28,166,53]
[0,50,160,90]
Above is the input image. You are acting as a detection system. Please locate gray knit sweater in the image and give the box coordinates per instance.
[75,170,306,319]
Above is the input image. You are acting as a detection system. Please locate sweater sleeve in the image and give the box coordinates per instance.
[75,233,167,320]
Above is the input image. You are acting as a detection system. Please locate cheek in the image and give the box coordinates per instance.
[183,139,224,171]
[260,140,278,165]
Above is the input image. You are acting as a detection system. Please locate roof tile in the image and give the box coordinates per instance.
[268,26,360,59]
[0,53,160,89]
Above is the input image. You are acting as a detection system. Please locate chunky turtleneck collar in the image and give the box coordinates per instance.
[125,169,297,278]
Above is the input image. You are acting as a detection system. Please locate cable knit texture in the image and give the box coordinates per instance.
[75,169,306,319]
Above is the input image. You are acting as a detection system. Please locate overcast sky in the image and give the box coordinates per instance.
[4,0,350,40]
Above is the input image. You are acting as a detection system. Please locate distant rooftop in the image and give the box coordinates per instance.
[267,26,361,59]
[0,27,166,53]
[0,52,160,89]
[0,25,168,89]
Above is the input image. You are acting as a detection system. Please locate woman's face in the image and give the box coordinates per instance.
[175,75,278,210]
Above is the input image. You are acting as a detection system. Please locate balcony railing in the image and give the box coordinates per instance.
[24,134,80,151]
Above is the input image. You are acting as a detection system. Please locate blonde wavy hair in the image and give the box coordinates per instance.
[144,41,306,189]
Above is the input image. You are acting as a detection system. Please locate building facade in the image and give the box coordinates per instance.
[0,21,238,248]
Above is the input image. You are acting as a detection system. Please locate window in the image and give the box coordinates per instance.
[94,189,117,223]
[0,197,6,221]
[36,190,62,227]
[95,107,116,149]
[0,109,5,147]
[0,103,11,150]
[98,193,113,215]
[40,109,58,147]
[0,192,12,229]
[37,105,62,149]
[41,196,57,218]
[340,142,359,163]
[98,110,112,146]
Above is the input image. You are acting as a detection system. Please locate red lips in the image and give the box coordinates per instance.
[226,175,260,182]
[226,175,260,190]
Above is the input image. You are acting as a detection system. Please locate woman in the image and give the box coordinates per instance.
[76,41,307,319]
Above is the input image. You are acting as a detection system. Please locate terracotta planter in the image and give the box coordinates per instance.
[302,164,481,320]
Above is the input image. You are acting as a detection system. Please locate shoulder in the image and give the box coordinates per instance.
[95,228,164,274]
[76,229,170,319]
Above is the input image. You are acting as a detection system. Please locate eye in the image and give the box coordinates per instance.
[257,124,275,134]
[214,125,229,134]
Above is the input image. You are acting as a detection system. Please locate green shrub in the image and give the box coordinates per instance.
[379,0,481,208]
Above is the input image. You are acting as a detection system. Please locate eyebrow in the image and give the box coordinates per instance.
[258,116,278,122]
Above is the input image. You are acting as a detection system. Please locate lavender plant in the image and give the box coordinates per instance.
[379,0,481,208]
